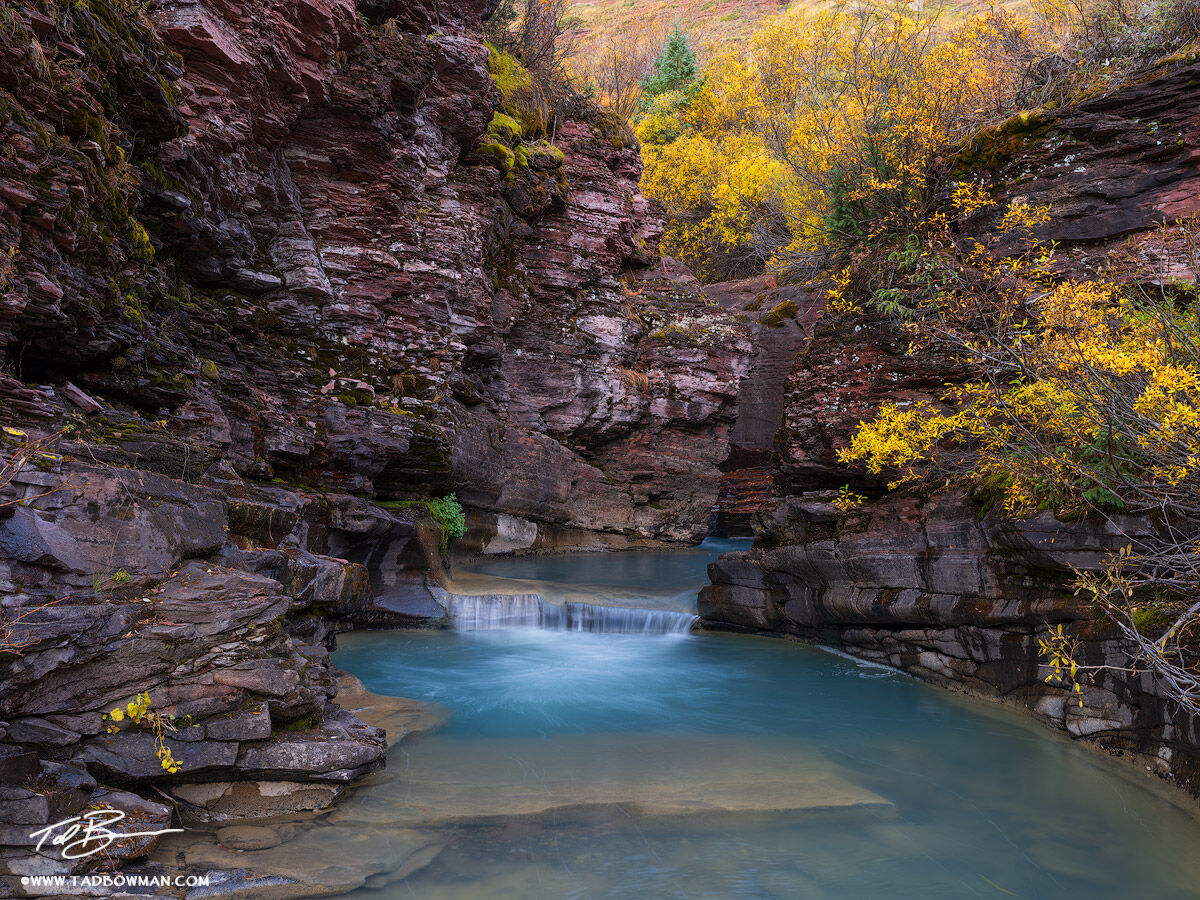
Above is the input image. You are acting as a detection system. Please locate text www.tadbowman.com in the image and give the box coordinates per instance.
[21,873,212,889]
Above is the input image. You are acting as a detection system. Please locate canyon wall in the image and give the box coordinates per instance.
[704,276,816,535]
[2,0,751,549]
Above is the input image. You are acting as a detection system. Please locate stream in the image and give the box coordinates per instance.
[325,539,1200,899]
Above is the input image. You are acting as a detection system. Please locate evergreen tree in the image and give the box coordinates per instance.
[641,25,697,100]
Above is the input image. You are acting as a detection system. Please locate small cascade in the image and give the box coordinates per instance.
[446,593,696,634]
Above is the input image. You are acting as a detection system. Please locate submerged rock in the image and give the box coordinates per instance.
[325,732,894,827]
[151,731,890,899]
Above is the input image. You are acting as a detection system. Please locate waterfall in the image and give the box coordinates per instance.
[446,593,696,635]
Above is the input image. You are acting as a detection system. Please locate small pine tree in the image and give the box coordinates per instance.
[641,25,697,100]
[485,0,520,47]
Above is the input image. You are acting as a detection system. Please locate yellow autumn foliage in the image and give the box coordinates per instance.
[637,1,1035,279]
[839,194,1200,522]
[103,691,182,773]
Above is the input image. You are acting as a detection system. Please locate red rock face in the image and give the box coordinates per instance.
[0,1,751,866]
[975,61,1200,244]
[0,0,749,543]
[703,277,818,532]
[775,310,966,493]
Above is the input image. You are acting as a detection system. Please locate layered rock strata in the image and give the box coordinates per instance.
[1,0,749,548]
[703,276,817,533]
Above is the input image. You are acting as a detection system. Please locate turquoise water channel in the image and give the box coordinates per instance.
[333,541,1200,899]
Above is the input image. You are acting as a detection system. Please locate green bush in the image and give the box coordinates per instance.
[427,493,466,549]
[383,494,467,552]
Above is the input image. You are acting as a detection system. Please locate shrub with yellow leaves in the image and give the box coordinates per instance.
[103,691,182,774]
[833,485,868,512]
[633,0,1195,283]
[1038,624,1087,708]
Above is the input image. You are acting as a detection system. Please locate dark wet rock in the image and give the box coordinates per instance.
[84,789,174,862]
[169,780,349,825]
[0,759,94,861]
[1,547,387,830]
[0,507,90,573]
[78,732,241,781]
[0,746,39,784]
[371,580,451,627]
[0,786,49,828]
[4,718,82,747]
[0,464,228,605]
[235,706,386,782]
[204,705,273,743]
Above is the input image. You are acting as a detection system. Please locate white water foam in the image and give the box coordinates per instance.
[446,593,697,634]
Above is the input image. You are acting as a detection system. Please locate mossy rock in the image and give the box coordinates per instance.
[590,107,639,151]
[127,220,155,263]
[483,43,554,138]
[647,323,702,344]
[478,139,516,174]
[487,112,524,145]
[1132,605,1173,636]
[760,299,797,327]
[485,43,533,101]
[514,140,564,173]
[954,109,1051,174]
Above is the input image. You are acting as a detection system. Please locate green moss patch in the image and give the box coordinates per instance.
[590,107,640,151]
[478,139,516,174]
[954,109,1051,174]
[487,112,524,144]
[514,140,564,172]
[760,299,798,327]
[485,43,533,101]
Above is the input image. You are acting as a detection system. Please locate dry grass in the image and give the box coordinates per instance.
[567,0,1028,66]
[569,0,797,63]
[619,367,652,393]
